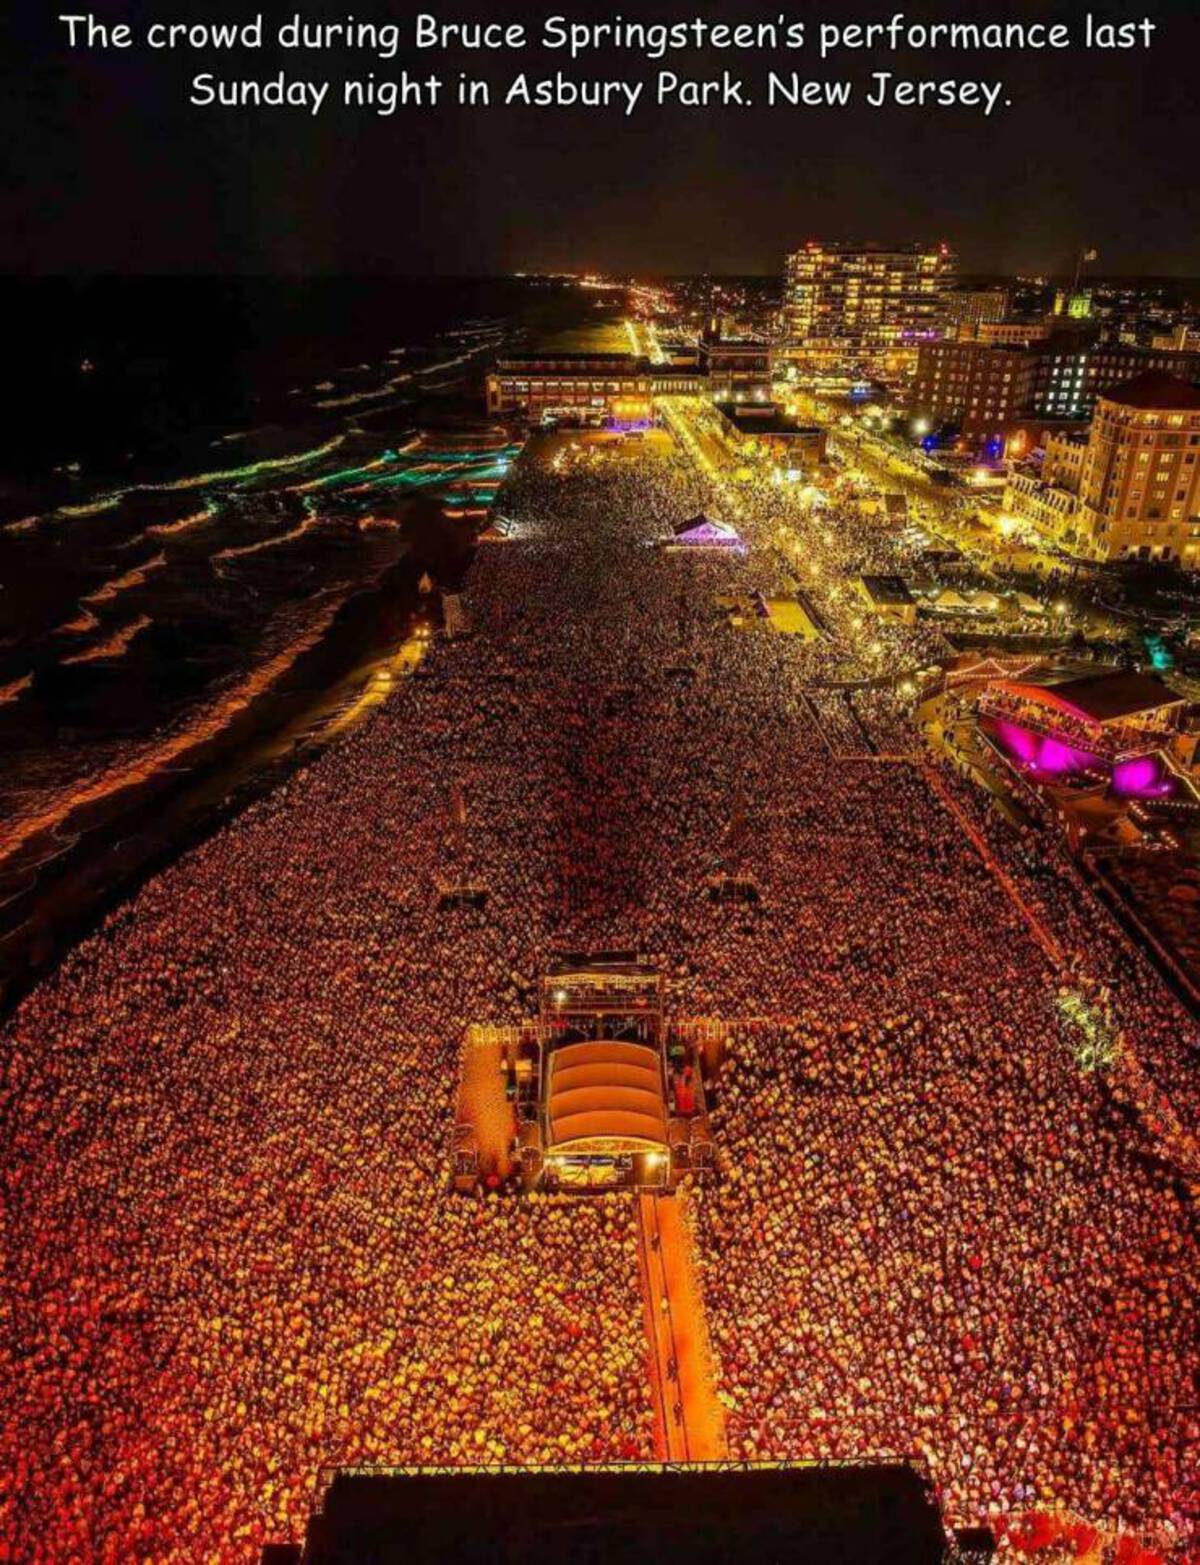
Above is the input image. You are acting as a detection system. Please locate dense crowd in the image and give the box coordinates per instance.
[2,415,1197,1561]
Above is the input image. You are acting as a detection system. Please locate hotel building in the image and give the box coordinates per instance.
[1077,372,1200,565]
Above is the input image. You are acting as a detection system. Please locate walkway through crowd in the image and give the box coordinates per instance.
[637,1192,728,1462]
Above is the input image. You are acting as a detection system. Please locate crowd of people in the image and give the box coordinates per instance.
[2,410,1197,1561]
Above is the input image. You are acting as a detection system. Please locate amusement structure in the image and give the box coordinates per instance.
[961,665,1192,800]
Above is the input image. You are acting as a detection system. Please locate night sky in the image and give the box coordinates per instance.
[4,0,1199,276]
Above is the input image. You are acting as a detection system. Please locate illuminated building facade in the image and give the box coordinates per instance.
[1042,429,1089,488]
[486,353,653,424]
[1031,342,1200,420]
[954,320,1050,347]
[1053,288,1093,320]
[1002,469,1083,545]
[697,319,772,402]
[912,337,1200,453]
[651,366,705,396]
[943,287,1009,328]
[910,340,1037,454]
[1077,372,1200,565]
[1001,427,1092,547]
[1152,324,1200,353]
[486,346,744,424]
[782,242,955,370]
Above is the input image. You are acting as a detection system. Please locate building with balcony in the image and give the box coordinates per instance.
[485,353,653,424]
[782,242,954,373]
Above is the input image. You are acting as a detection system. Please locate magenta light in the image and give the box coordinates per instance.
[1112,754,1174,799]
[996,719,1038,764]
[994,720,1098,778]
[1037,735,1090,774]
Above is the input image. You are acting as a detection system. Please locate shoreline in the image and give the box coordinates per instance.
[0,508,478,1019]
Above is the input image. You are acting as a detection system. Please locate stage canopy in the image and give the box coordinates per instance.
[546,1040,668,1151]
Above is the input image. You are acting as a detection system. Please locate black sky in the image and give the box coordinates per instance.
[3,0,1198,276]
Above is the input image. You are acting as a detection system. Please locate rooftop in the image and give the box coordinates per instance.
[791,240,950,258]
[1100,371,1200,411]
[860,574,916,608]
[1012,669,1185,724]
[546,1039,668,1151]
[715,403,823,437]
[496,350,642,368]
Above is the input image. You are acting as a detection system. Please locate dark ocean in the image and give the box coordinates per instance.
[0,275,579,1001]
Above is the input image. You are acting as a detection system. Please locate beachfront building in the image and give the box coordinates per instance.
[485,342,746,425]
[485,352,653,425]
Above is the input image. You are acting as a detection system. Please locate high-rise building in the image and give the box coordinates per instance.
[1078,372,1200,566]
[782,242,954,369]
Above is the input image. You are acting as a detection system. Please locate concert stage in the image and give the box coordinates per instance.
[453,954,716,1193]
[264,1461,972,1565]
